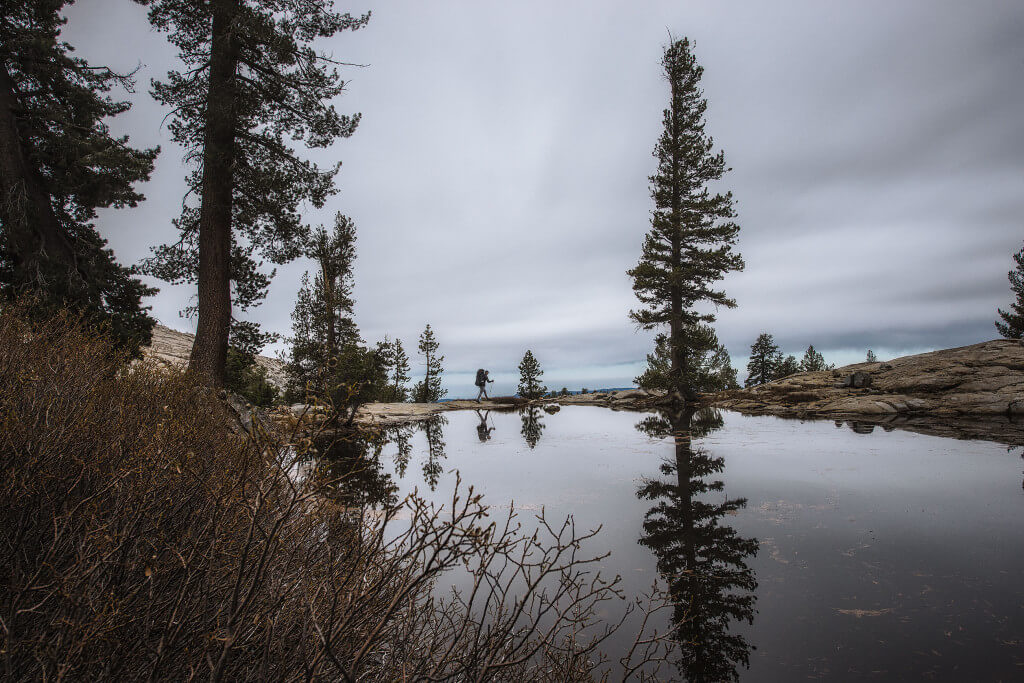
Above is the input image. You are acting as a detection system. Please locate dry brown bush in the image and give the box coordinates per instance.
[0,307,675,681]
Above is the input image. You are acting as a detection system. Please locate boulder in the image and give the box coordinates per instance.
[834,371,873,389]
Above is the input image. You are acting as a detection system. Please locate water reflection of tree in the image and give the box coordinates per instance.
[313,433,399,510]
[520,406,545,449]
[386,424,415,478]
[420,415,448,490]
[636,407,758,682]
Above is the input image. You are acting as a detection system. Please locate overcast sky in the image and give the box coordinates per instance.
[64,0,1024,395]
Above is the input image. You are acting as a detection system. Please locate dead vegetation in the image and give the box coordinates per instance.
[0,306,678,681]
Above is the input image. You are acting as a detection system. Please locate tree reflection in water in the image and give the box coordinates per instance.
[388,423,414,478]
[378,416,449,491]
[312,432,399,510]
[636,407,758,682]
[420,415,448,490]
[519,405,545,449]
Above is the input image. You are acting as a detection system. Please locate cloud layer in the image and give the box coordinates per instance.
[65,1,1024,394]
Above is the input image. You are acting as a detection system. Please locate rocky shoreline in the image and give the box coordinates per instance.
[143,326,1024,435]
[353,340,1024,446]
[710,339,1024,419]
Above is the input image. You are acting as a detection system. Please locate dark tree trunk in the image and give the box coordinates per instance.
[0,65,77,292]
[323,261,335,360]
[189,0,240,387]
[667,71,691,404]
[423,351,432,402]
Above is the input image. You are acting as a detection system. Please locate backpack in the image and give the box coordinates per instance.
[475,369,486,387]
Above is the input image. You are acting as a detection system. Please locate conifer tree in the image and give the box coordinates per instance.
[0,0,159,354]
[285,272,318,396]
[374,335,395,393]
[285,213,360,398]
[309,213,360,351]
[628,37,743,403]
[136,0,369,386]
[636,324,739,393]
[390,338,411,402]
[411,324,445,402]
[517,349,547,400]
[775,354,799,379]
[745,333,781,387]
[375,336,410,403]
[799,344,830,372]
[995,242,1024,339]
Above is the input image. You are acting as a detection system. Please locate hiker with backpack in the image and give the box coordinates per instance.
[475,368,494,402]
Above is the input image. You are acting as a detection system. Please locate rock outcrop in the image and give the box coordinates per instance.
[712,339,1024,418]
[547,388,664,408]
[143,324,288,390]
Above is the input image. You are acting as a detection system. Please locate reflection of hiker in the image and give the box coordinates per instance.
[474,368,494,402]
[475,409,495,442]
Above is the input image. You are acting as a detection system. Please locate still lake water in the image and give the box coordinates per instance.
[339,406,1024,681]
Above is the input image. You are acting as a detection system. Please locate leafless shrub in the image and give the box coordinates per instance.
[0,307,677,681]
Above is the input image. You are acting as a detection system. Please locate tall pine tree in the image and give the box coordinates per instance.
[285,213,361,399]
[390,338,411,402]
[0,0,159,354]
[374,336,409,402]
[411,324,445,402]
[995,242,1024,339]
[628,37,743,403]
[636,323,739,393]
[136,0,369,386]
[745,333,781,387]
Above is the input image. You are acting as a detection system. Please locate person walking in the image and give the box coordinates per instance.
[475,368,493,402]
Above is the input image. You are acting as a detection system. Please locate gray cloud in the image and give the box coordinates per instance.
[63,0,1024,394]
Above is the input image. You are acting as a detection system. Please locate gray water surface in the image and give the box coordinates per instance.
[330,406,1024,681]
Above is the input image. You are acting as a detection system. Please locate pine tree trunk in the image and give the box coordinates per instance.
[674,407,696,564]
[323,262,335,359]
[667,69,689,403]
[0,65,77,292]
[189,0,240,387]
[423,352,431,402]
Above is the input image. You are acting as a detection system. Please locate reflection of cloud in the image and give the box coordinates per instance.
[759,538,790,565]
[835,608,893,618]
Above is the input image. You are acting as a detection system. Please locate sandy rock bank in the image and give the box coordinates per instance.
[143,324,288,389]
